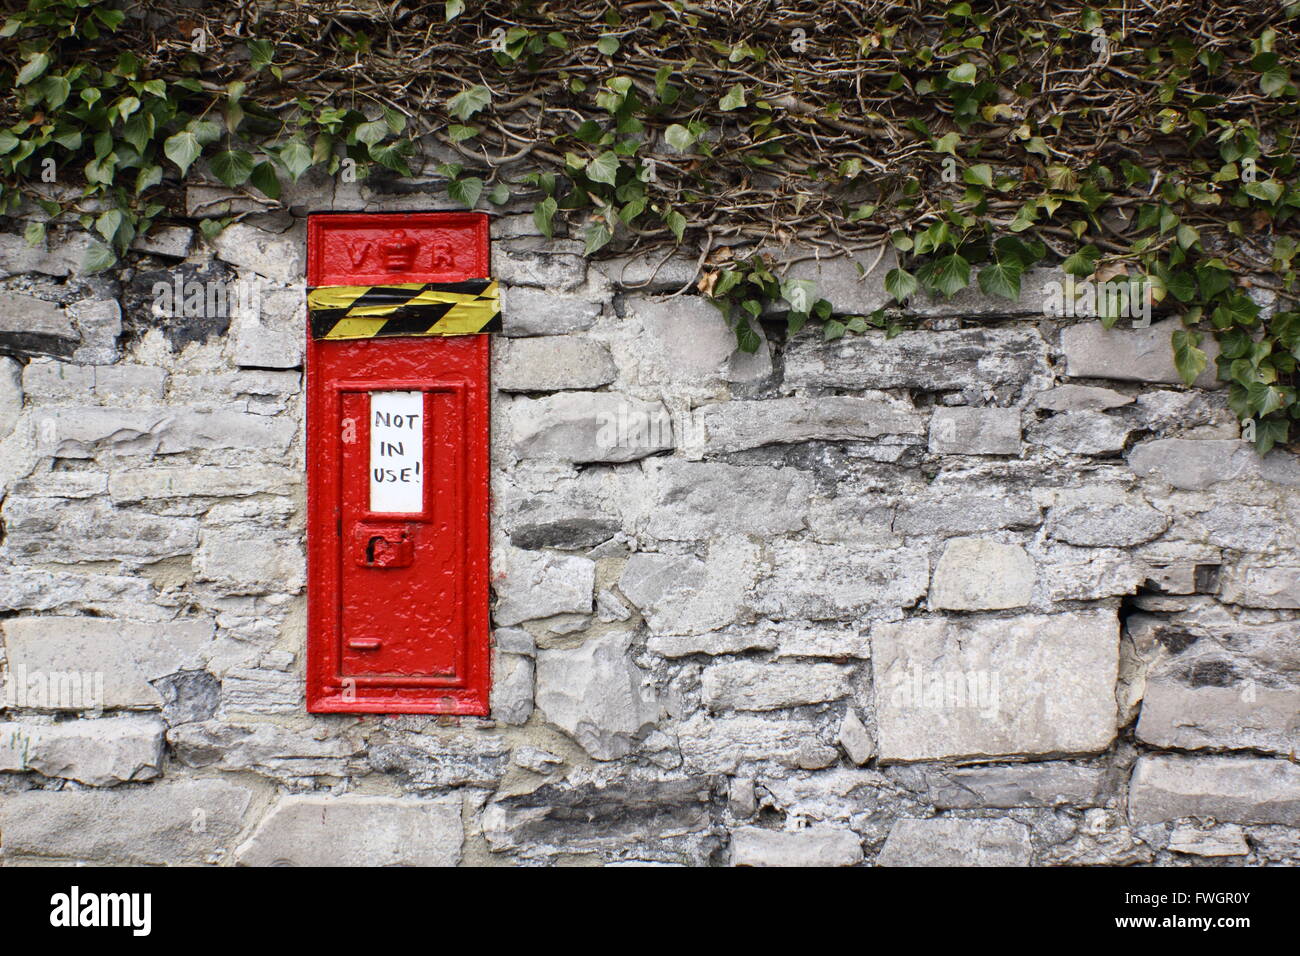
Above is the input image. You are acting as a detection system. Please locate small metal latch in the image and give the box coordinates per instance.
[353,523,415,568]
[347,638,383,651]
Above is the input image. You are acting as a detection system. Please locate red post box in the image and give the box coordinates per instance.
[305,212,492,714]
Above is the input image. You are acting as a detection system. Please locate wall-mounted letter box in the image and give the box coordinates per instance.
[305,212,492,714]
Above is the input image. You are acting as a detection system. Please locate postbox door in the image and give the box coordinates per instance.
[306,213,490,715]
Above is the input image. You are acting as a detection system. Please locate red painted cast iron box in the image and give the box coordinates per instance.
[305,212,491,714]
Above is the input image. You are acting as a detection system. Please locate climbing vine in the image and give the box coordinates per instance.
[1,0,1298,451]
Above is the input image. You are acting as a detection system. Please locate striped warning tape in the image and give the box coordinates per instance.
[307,279,500,340]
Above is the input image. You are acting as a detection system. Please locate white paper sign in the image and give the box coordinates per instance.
[370,391,423,513]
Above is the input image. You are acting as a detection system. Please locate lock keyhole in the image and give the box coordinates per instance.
[365,535,384,564]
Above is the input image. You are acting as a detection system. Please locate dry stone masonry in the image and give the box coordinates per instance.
[1,174,1298,866]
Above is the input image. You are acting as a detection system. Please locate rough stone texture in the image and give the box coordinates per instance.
[108,465,297,503]
[493,549,594,625]
[1128,756,1300,826]
[898,763,1107,809]
[0,779,255,864]
[511,392,674,463]
[0,356,24,440]
[1062,317,1220,387]
[32,406,296,459]
[492,237,586,290]
[677,713,839,773]
[837,709,876,766]
[501,285,602,336]
[785,327,1049,392]
[24,360,167,404]
[132,225,195,258]
[1047,496,1169,547]
[695,396,924,454]
[1027,410,1133,455]
[168,720,359,778]
[0,717,165,785]
[930,538,1034,611]
[626,295,767,387]
[872,609,1120,762]
[3,201,1299,868]
[877,818,1033,866]
[730,826,863,866]
[2,617,213,709]
[210,222,304,283]
[1126,438,1298,491]
[367,731,508,788]
[535,630,659,759]
[235,795,463,866]
[1219,564,1300,609]
[751,544,929,621]
[0,292,78,357]
[642,458,809,540]
[493,336,617,392]
[1135,682,1299,756]
[893,495,1041,537]
[195,529,305,594]
[1168,823,1250,857]
[929,407,1022,455]
[1032,384,1134,412]
[776,248,896,316]
[491,650,535,726]
[620,538,758,635]
[483,776,713,862]
[701,661,851,712]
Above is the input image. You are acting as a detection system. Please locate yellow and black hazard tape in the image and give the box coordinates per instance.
[307,279,500,340]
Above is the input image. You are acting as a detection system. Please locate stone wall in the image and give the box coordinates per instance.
[1,177,1298,866]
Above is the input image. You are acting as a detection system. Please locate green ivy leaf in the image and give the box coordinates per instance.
[735,317,761,353]
[719,84,747,111]
[962,163,993,188]
[884,267,918,302]
[664,124,694,152]
[596,35,619,56]
[448,176,484,207]
[248,40,275,72]
[917,253,971,299]
[947,62,977,84]
[932,131,960,155]
[448,85,492,121]
[210,149,255,187]
[135,164,163,196]
[1244,180,1284,203]
[445,0,465,20]
[583,221,612,255]
[250,161,281,199]
[1253,417,1289,455]
[354,119,389,147]
[665,209,686,242]
[94,209,123,243]
[978,260,1023,300]
[1062,245,1100,277]
[82,240,117,274]
[277,141,313,181]
[1260,66,1290,96]
[533,196,558,238]
[1172,329,1208,385]
[586,150,619,186]
[162,130,202,176]
[16,52,50,86]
